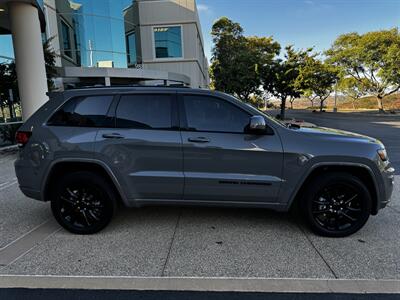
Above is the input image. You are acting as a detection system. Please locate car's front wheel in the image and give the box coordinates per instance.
[51,171,116,234]
[303,172,372,237]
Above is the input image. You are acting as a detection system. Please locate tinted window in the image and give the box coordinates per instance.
[183,95,250,133]
[48,95,114,127]
[126,31,137,65]
[61,20,72,58]
[116,94,172,129]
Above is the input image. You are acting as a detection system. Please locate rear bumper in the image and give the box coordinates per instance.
[14,158,43,201]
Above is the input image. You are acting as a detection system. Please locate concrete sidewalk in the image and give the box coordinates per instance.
[0,153,399,280]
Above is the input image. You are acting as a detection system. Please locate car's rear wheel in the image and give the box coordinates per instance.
[51,171,116,234]
[303,172,371,237]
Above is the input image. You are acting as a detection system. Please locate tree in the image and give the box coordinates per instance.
[0,37,57,122]
[262,46,313,119]
[288,96,296,109]
[326,28,400,111]
[0,62,18,119]
[249,94,265,109]
[296,56,339,112]
[302,90,318,108]
[210,17,280,102]
[337,77,368,109]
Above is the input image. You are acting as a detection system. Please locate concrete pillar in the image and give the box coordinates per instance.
[8,2,48,121]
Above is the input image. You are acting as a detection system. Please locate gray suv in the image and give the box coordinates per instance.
[14,87,395,237]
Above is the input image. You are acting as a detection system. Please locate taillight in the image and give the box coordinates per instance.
[15,131,32,147]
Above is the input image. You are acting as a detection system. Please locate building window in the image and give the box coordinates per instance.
[126,31,137,65]
[72,18,81,65]
[153,26,182,59]
[61,20,72,58]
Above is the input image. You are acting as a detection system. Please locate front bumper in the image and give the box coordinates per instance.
[19,186,42,200]
[379,165,395,210]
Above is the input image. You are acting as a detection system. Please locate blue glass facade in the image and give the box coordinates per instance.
[53,0,133,68]
[0,35,14,63]
[0,0,135,68]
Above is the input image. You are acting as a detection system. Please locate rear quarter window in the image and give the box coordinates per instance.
[47,95,114,127]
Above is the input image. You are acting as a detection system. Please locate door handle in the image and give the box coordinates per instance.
[188,137,210,143]
[102,133,124,139]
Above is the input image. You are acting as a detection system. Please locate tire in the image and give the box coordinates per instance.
[51,171,117,234]
[303,172,371,237]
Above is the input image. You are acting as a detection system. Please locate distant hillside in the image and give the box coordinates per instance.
[280,93,400,110]
[336,94,400,110]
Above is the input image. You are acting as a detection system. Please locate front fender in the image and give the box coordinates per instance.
[281,157,383,213]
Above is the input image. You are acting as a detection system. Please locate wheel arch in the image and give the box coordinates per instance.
[42,159,128,206]
[289,163,380,215]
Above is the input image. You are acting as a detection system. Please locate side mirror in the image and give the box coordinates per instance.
[250,115,266,130]
[247,115,273,135]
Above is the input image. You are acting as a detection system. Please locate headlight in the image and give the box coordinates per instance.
[377,149,388,161]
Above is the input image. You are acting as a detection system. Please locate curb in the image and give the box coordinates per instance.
[0,276,399,294]
[0,144,18,155]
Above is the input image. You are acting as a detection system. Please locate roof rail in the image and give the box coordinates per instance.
[65,84,190,90]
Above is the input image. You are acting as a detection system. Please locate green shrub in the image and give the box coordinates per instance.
[0,123,21,145]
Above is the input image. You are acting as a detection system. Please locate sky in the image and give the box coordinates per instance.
[196,0,400,61]
[1,0,399,64]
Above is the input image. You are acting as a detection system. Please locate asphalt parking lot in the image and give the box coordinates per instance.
[0,149,399,280]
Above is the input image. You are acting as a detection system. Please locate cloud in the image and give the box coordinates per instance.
[305,0,314,4]
[197,4,210,12]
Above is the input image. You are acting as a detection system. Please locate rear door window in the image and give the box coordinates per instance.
[115,94,172,129]
[47,95,114,127]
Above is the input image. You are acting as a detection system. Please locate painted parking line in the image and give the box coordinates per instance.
[0,275,399,294]
[0,177,17,185]
[0,178,17,191]
[0,220,60,266]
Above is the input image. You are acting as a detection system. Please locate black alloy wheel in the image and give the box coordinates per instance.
[51,171,116,234]
[304,172,371,237]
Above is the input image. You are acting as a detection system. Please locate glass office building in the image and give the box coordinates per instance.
[44,0,134,68]
[0,0,209,89]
